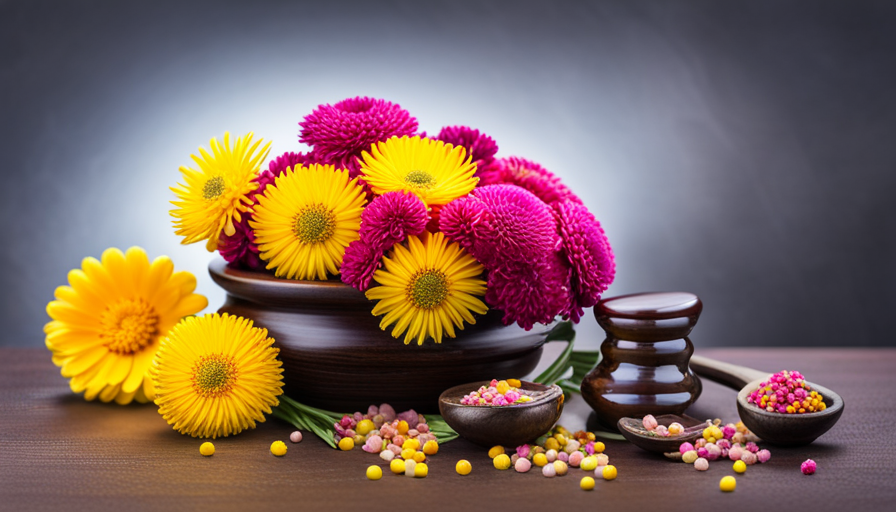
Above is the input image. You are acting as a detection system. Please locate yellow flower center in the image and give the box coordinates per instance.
[99,298,159,355]
[294,204,336,244]
[404,170,436,189]
[191,354,238,399]
[407,269,449,309]
[202,176,226,200]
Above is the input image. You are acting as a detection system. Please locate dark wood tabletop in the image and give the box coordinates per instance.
[1,347,892,511]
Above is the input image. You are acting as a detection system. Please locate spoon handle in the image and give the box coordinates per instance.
[689,355,771,390]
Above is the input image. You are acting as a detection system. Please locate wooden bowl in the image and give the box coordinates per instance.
[617,414,706,454]
[209,259,549,413]
[438,381,564,447]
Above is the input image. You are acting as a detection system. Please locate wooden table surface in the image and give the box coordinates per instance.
[1,347,892,511]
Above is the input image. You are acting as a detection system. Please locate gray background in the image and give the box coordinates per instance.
[2,0,894,349]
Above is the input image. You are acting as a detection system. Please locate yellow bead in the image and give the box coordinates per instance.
[554,433,568,446]
[401,448,416,460]
[507,379,522,388]
[497,380,510,394]
[199,442,215,457]
[390,458,406,474]
[397,420,409,435]
[402,438,420,451]
[544,438,560,451]
[533,453,548,467]
[786,406,795,414]
[414,462,429,478]
[270,440,287,457]
[819,403,826,411]
[493,454,512,470]
[366,465,383,480]
[422,440,439,455]
[593,441,605,453]
[720,476,737,492]
[711,427,723,440]
[733,460,747,474]
[581,456,598,471]
[602,464,617,480]
[703,429,713,441]
[413,451,426,463]
[338,437,355,451]
[580,476,595,491]
[353,434,366,446]
[456,459,472,475]
[356,419,375,436]
[668,423,683,435]
[488,445,505,459]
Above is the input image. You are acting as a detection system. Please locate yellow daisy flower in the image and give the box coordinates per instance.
[359,135,478,207]
[170,132,271,251]
[365,231,487,345]
[250,164,366,280]
[44,247,207,405]
[151,313,284,439]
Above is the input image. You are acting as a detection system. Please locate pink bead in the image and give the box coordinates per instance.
[379,403,396,421]
[290,431,303,443]
[568,451,584,467]
[697,447,708,458]
[515,458,532,473]
[695,438,707,449]
[745,442,759,453]
[416,423,430,434]
[801,459,816,475]
[565,440,581,453]
[546,449,558,462]
[558,452,569,463]
[757,449,771,463]
[367,405,379,417]
[654,425,669,437]
[705,443,722,461]
[362,435,383,453]
[741,451,758,465]
[694,457,709,471]
[642,414,658,431]
[392,435,405,446]
[679,442,695,454]
[542,464,557,478]
[387,444,402,455]
[407,429,419,438]
[728,446,743,461]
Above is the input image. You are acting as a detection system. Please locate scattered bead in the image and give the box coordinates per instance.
[593,442,606,453]
[380,450,395,462]
[488,445,505,459]
[602,465,617,480]
[741,451,758,465]
[546,449,558,462]
[569,451,585,467]
[494,454,512,470]
[456,459,472,476]
[404,459,416,477]
[642,414,658,430]
[801,459,817,475]
[720,475,736,492]
[423,440,439,455]
[289,431,303,443]
[412,451,426,463]
[682,450,699,464]
[390,459,406,474]
[596,454,609,466]
[414,462,428,478]
[356,419,375,436]
[533,453,548,467]
[553,460,569,476]
[542,464,557,478]
[366,465,383,480]
[580,455,598,471]
[557,451,569,463]
[757,449,771,463]
[270,441,287,457]
[654,425,670,437]
[515,458,532,473]
[199,442,215,457]
[544,438,560,452]
[679,442,695,455]
[733,460,747,474]
[668,422,684,435]
[581,476,595,491]
[338,437,354,451]
[694,457,709,471]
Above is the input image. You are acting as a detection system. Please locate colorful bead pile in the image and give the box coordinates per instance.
[641,414,685,437]
[669,419,772,472]
[334,403,440,468]
[460,379,535,406]
[489,425,615,485]
[747,370,826,414]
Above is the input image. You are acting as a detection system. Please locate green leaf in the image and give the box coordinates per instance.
[534,322,577,385]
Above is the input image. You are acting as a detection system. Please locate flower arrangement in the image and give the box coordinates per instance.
[170,96,616,345]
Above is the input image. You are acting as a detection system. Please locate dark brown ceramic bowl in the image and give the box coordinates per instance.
[736,378,844,446]
[209,259,549,413]
[438,381,564,447]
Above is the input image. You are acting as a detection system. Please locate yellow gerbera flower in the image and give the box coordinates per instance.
[365,232,487,345]
[44,247,207,405]
[170,132,271,251]
[359,135,478,207]
[151,313,284,439]
[250,164,366,280]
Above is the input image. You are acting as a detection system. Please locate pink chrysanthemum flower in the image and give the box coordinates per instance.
[340,240,385,291]
[462,185,559,267]
[267,151,318,176]
[485,253,573,330]
[217,170,278,270]
[359,191,428,251]
[299,97,418,177]
[436,125,498,168]
[439,195,498,265]
[553,200,615,313]
[479,157,581,205]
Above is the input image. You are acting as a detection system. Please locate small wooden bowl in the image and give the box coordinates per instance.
[617,414,706,454]
[438,381,564,447]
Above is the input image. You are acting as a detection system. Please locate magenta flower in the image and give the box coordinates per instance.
[340,240,384,291]
[435,125,498,168]
[359,191,428,251]
[439,195,497,264]
[553,200,615,316]
[267,151,318,176]
[299,96,418,177]
[485,253,573,330]
[479,157,581,205]
[217,170,277,270]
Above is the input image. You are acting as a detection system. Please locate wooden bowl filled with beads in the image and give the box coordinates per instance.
[438,380,564,447]
[210,258,549,413]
